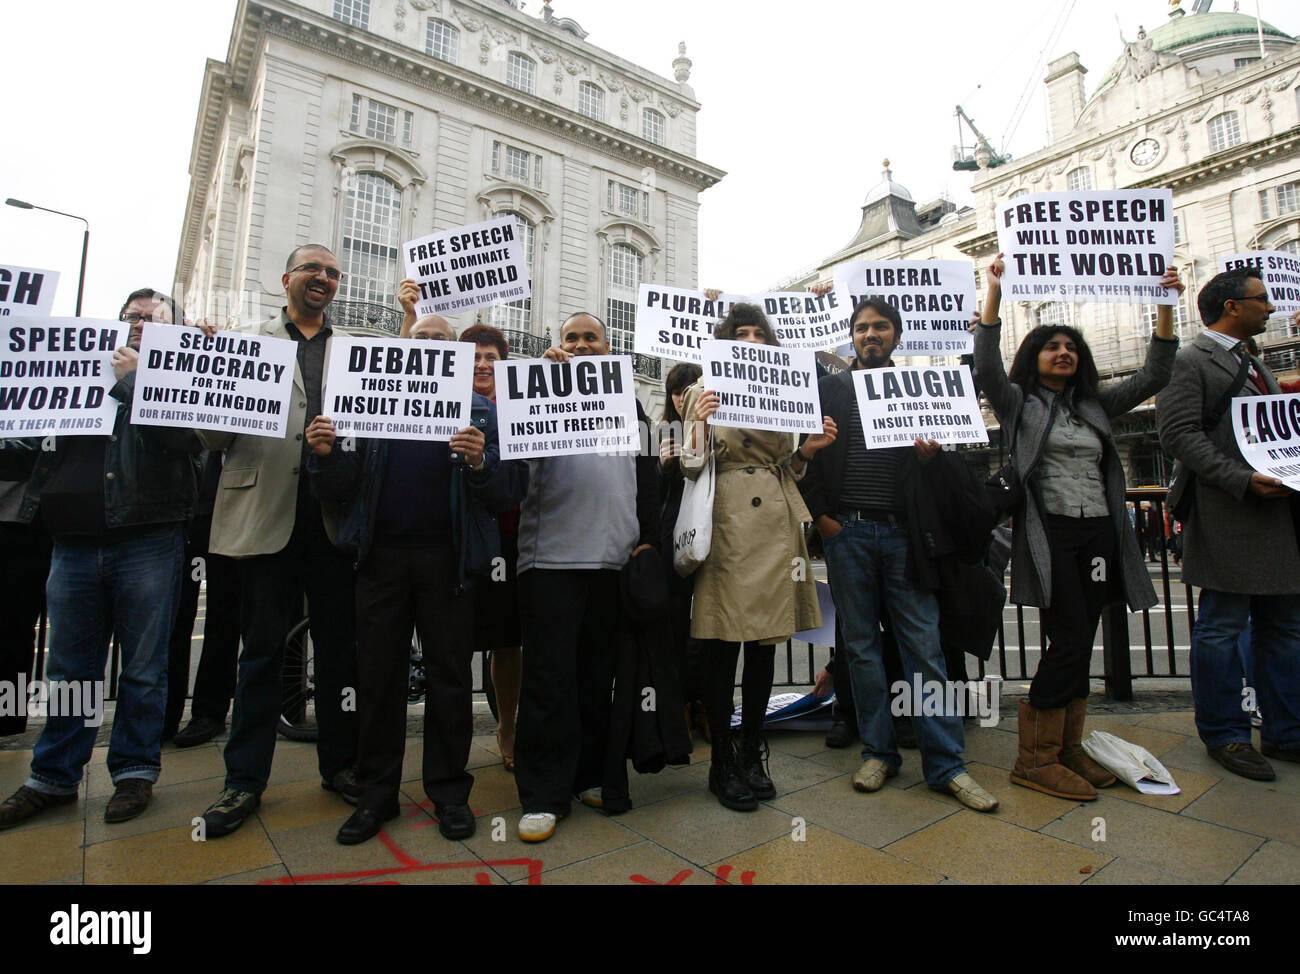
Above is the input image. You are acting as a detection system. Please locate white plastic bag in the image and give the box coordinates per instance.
[672,441,715,576]
[1081,730,1180,795]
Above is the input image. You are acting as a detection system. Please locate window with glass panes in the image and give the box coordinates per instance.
[506,53,535,94]
[333,0,369,28]
[340,173,402,307]
[1259,181,1299,220]
[1207,111,1242,152]
[426,19,458,63]
[1066,167,1091,191]
[607,180,648,220]
[491,141,543,188]
[642,109,665,146]
[1037,302,1069,327]
[1143,296,1191,339]
[607,243,642,355]
[493,213,534,332]
[349,95,412,148]
[578,82,604,122]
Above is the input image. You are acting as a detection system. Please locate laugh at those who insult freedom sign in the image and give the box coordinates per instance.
[0,264,59,317]
[702,339,822,435]
[0,318,124,435]
[1233,393,1300,492]
[403,215,530,318]
[494,356,639,459]
[131,324,298,438]
[996,189,1176,305]
[852,365,988,448]
[832,261,976,357]
[633,284,748,362]
[323,338,474,441]
[1217,251,1300,317]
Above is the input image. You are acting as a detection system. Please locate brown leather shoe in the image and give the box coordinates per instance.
[0,786,78,830]
[105,779,153,823]
[1009,699,1096,801]
[1060,698,1117,788]
[1206,742,1275,781]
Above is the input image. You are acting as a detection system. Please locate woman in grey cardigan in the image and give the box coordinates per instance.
[975,255,1183,800]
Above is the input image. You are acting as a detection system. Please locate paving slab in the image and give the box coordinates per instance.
[1182,778,1300,846]
[537,841,717,885]
[1225,840,1300,885]
[0,820,83,884]
[84,823,280,884]
[770,776,956,848]
[84,777,223,846]
[714,824,945,885]
[618,789,796,865]
[1084,858,1195,885]
[458,802,642,881]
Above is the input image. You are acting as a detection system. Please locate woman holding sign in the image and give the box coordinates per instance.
[975,254,1183,801]
[681,303,837,811]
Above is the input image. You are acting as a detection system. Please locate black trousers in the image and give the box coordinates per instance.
[223,504,357,793]
[515,568,619,816]
[1031,514,1116,709]
[704,640,775,752]
[0,523,51,736]
[354,545,473,813]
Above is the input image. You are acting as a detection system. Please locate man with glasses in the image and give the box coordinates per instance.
[0,289,200,829]
[1159,267,1300,781]
[197,245,362,836]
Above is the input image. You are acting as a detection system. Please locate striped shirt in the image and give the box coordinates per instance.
[838,372,900,511]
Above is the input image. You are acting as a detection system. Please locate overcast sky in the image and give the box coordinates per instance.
[1,0,1292,318]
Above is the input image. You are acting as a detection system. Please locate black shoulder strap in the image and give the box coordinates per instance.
[1202,352,1253,433]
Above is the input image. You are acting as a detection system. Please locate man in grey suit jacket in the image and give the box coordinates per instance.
[1158,267,1300,781]
[198,244,360,836]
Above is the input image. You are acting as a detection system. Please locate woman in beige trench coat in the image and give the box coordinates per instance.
[681,303,836,811]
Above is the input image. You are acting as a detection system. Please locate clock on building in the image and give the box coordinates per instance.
[1130,137,1161,167]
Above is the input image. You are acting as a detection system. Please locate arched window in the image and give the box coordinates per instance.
[426,19,458,64]
[1207,111,1242,153]
[642,108,665,146]
[493,212,534,332]
[578,81,604,122]
[1066,167,1092,191]
[339,172,403,307]
[607,243,642,355]
[506,52,535,94]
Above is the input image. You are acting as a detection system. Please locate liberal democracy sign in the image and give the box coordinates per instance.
[833,260,976,357]
[404,215,531,318]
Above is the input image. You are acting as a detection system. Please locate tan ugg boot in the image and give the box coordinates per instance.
[1060,698,1117,788]
[1010,699,1097,800]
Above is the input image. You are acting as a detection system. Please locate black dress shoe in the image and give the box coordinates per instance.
[1260,742,1300,764]
[173,715,225,748]
[1206,742,1275,781]
[105,779,153,823]
[202,788,260,838]
[0,786,77,830]
[435,803,476,840]
[337,806,399,845]
[825,718,857,749]
[322,767,362,805]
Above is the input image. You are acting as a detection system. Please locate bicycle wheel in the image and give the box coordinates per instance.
[278,616,318,742]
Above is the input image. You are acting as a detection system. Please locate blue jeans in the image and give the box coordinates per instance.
[27,528,184,795]
[1192,589,1300,749]
[822,515,966,788]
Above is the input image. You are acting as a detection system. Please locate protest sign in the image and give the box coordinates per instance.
[1217,251,1300,316]
[851,365,988,448]
[755,291,852,350]
[832,260,975,356]
[403,215,530,317]
[131,324,297,438]
[703,339,822,435]
[995,189,1176,305]
[0,317,123,435]
[495,355,638,458]
[633,284,747,362]
[1232,393,1300,492]
[0,264,58,317]
[323,337,474,441]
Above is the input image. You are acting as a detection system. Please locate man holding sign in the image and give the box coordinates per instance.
[1159,267,1300,780]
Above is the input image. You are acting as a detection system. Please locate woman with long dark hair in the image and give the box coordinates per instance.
[681,304,836,810]
[975,254,1183,800]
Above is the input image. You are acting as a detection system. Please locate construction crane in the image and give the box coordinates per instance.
[951,105,1011,171]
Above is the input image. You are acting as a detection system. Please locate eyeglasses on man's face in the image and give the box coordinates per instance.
[120,312,167,324]
[289,262,344,281]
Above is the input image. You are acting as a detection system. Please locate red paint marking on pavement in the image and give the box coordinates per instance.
[630,869,693,885]
[378,828,421,867]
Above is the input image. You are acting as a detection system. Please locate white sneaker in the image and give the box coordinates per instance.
[518,812,557,843]
[577,787,603,809]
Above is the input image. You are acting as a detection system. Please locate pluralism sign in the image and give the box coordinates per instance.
[1233,392,1300,492]
[996,189,1177,305]
[852,365,988,448]
[494,355,639,459]
[832,260,976,357]
[703,339,822,436]
[0,318,123,435]
[323,337,474,441]
[0,263,59,317]
[1217,250,1300,316]
[131,324,298,438]
[403,215,531,318]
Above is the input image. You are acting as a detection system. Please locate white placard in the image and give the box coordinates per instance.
[131,324,297,438]
[995,189,1176,305]
[0,317,124,435]
[633,284,748,362]
[0,264,59,317]
[1217,251,1300,317]
[852,365,988,448]
[754,291,852,350]
[403,215,531,317]
[703,339,822,435]
[832,260,976,357]
[323,337,474,441]
[1232,393,1300,492]
[495,356,638,458]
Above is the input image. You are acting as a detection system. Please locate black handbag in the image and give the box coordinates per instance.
[984,397,1052,514]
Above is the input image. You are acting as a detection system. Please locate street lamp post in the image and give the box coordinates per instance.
[5,198,90,316]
